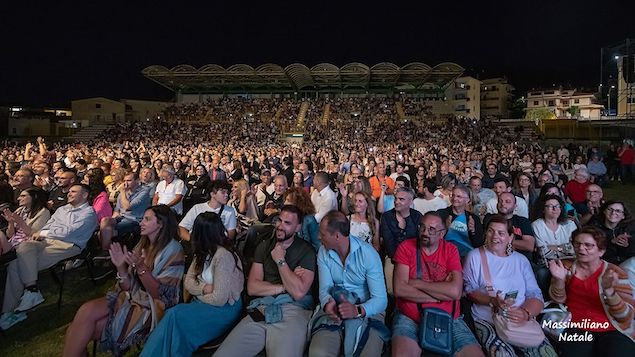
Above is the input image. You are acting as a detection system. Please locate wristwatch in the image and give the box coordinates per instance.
[276,259,287,267]
[355,305,363,318]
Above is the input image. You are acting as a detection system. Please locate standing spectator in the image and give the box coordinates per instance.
[619,143,635,184]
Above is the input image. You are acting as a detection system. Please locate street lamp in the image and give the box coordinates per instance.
[608,85,616,116]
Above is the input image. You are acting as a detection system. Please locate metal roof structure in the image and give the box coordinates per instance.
[142,62,464,94]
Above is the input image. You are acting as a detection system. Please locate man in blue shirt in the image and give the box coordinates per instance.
[1,184,97,329]
[309,210,388,357]
[99,171,152,250]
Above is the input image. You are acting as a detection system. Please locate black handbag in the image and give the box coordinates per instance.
[416,244,454,355]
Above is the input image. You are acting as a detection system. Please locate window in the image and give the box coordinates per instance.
[562,100,569,106]
[533,101,539,106]
[574,99,580,104]
[548,100,555,106]
[96,103,102,109]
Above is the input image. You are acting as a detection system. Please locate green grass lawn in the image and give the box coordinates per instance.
[1,183,634,357]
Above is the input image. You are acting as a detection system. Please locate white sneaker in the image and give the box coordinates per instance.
[14,290,44,312]
[64,259,85,270]
[0,312,27,330]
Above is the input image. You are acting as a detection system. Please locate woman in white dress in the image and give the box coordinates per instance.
[349,191,380,251]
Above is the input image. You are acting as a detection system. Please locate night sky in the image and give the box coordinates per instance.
[1,1,633,107]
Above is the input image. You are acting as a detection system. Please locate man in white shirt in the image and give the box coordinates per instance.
[413,179,448,215]
[485,178,529,218]
[389,162,411,182]
[311,171,337,223]
[152,166,186,216]
[179,180,237,241]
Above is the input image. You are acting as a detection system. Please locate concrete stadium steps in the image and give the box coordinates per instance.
[66,123,114,142]
[322,103,331,126]
[395,101,406,120]
[497,120,539,142]
[297,101,309,128]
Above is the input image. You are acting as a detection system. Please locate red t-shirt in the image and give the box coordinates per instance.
[566,262,615,332]
[393,239,461,323]
[564,180,590,204]
[620,148,635,165]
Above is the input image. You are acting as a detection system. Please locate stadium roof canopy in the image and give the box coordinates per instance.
[142,62,464,94]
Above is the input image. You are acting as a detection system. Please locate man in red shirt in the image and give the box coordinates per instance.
[564,168,591,212]
[619,143,635,184]
[392,212,483,357]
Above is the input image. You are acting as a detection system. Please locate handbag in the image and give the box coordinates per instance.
[416,244,454,355]
[479,247,545,348]
[540,301,572,340]
[537,243,575,267]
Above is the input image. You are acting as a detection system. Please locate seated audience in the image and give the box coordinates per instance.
[549,226,635,356]
[63,205,185,356]
[0,187,50,264]
[214,205,316,357]
[309,211,388,357]
[591,201,635,265]
[140,212,243,356]
[392,212,484,357]
[0,184,97,329]
[463,215,556,356]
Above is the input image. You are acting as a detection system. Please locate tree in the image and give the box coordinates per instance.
[566,106,580,118]
[525,108,556,120]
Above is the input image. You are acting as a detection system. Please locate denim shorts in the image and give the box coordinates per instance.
[392,310,479,355]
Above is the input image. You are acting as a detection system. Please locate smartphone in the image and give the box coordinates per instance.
[504,290,518,300]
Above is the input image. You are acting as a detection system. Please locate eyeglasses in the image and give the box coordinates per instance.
[586,190,601,194]
[419,225,445,235]
[606,207,624,215]
[572,241,597,250]
[544,204,561,210]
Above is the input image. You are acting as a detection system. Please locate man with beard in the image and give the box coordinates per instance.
[392,212,484,357]
[484,192,535,261]
[215,205,316,357]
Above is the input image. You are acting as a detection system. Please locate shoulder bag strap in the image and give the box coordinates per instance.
[479,247,496,297]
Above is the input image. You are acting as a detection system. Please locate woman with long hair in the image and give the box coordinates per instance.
[284,187,319,251]
[349,191,380,251]
[0,187,50,264]
[63,205,184,357]
[140,212,243,356]
[512,172,537,209]
[228,179,259,233]
[591,200,635,265]
[292,171,306,191]
[82,168,112,224]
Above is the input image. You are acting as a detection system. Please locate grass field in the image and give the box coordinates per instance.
[1,184,634,357]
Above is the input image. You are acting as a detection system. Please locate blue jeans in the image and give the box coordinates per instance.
[140,297,242,357]
[392,310,479,355]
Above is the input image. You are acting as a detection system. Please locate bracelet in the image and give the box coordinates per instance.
[137,268,147,276]
[116,272,129,282]
[520,307,532,321]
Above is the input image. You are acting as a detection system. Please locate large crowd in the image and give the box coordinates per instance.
[1,96,635,357]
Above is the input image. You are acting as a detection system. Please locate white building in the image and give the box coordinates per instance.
[526,89,603,119]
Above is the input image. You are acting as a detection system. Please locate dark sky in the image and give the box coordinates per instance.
[1,1,633,107]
